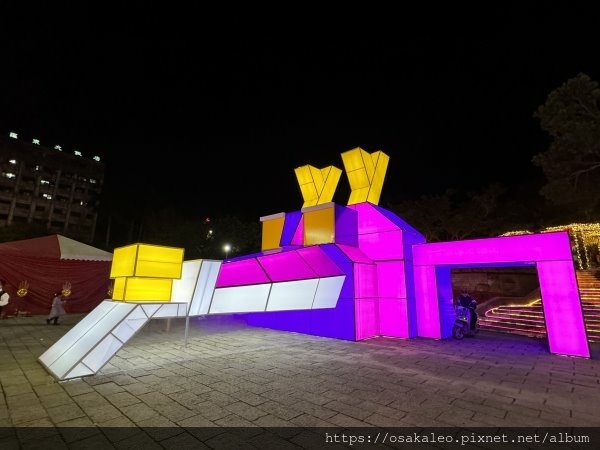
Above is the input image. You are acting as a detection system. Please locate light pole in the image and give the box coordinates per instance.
[223,243,231,260]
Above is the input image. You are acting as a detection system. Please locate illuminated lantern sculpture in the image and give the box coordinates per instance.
[39,146,589,382]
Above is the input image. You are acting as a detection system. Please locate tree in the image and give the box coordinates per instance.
[139,211,261,260]
[0,223,49,243]
[532,73,600,221]
[386,183,512,242]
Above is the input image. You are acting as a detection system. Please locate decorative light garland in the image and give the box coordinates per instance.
[501,222,600,269]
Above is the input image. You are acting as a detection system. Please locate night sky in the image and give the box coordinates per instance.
[2,4,599,220]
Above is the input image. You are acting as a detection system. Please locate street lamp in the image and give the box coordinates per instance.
[223,243,231,260]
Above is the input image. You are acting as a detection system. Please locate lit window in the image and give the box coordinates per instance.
[79,200,87,206]
[93,155,100,162]
[9,132,17,139]
[54,145,62,151]
[42,193,52,200]
[9,159,17,165]
[35,165,41,171]
[2,172,16,179]
[33,138,40,145]
[89,178,97,184]
[41,180,50,185]
[74,150,82,156]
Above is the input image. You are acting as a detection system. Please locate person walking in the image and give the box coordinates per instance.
[0,279,9,319]
[46,292,66,325]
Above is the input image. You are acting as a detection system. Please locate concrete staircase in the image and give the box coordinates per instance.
[478,270,600,343]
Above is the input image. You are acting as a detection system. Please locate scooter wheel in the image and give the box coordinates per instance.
[453,324,465,340]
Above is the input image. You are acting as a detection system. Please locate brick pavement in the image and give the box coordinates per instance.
[1,313,600,449]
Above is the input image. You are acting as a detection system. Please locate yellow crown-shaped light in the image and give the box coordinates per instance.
[341,147,389,205]
[295,164,342,208]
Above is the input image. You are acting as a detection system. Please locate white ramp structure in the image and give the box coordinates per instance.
[39,259,345,381]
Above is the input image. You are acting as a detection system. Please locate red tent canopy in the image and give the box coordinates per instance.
[0,235,112,316]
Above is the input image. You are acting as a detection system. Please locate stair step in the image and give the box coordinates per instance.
[479,271,600,343]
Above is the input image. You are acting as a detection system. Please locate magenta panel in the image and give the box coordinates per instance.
[358,229,404,261]
[538,261,590,358]
[355,297,379,340]
[353,262,378,298]
[296,246,345,277]
[336,244,373,263]
[377,261,407,298]
[258,250,317,282]
[412,230,587,358]
[215,258,270,287]
[379,298,409,338]
[413,231,573,265]
[348,202,400,233]
[413,265,442,338]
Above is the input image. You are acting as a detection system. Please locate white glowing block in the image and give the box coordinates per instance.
[313,276,346,308]
[210,284,271,313]
[39,301,137,379]
[81,334,124,372]
[188,260,221,316]
[171,260,202,302]
[266,279,319,311]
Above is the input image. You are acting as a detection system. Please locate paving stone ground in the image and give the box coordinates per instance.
[1,313,600,449]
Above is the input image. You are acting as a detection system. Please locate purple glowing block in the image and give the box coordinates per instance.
[280,211,303,247]
[291,215,304,246]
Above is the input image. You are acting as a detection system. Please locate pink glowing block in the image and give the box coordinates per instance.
[348,202,403,234]
[379,297,410,338]
[537,260,589,358]
[355,298,379,340]
[296,246,345,277]
[412,231,589,358]
[216,258,270,287]
[258,250,318,282]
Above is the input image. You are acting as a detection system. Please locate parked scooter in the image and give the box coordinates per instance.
[452,297,479,339]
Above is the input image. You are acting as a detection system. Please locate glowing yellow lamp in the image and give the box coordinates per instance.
[295,164,342,208]
[260,213,285,251]
[110,244,184,279]
[109,243,184,302]
[303,203,335,246]
[112,277,173,301]
[341,147,389,205]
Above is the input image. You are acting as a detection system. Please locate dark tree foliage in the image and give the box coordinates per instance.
[532,73,600,221]
[139,211,261,260]
[0,223,50,243]
[386,183,532,242]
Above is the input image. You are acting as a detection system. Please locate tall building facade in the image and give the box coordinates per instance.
[0,133,105,243]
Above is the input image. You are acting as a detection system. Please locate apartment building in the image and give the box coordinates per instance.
[0,132,105,243]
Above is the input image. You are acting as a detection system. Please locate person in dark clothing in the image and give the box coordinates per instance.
[457,289,477,330]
